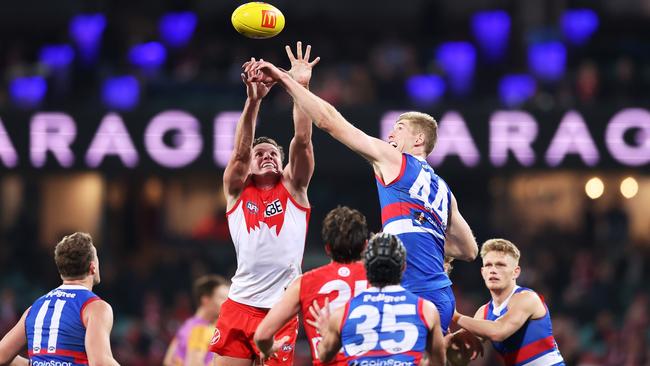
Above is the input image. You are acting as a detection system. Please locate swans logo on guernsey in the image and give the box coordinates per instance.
[338,267,351,277]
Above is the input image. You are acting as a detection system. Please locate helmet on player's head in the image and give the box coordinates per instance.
[364,232,406,288]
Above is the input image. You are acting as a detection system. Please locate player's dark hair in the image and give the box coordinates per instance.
[253,136,285,162]
[54,232,95,279]
[364,233,406,288]
[322,206,368,263]
[192,275,229,305]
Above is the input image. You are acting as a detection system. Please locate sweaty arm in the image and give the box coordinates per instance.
[254,277,302,358]
[0,309,29,366]
[276,72,403,182]
[456,292,542,342]
[445,194,478,261]
[422,300,446,366]
[317,307,344,363]
[84,300,120,366]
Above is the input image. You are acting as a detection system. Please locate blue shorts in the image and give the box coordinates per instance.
[414,286,455,334]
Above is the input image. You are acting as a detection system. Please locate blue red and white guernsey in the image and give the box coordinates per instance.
[340,285,429,366]
[375,154,452,293]
[25,284,100,366]
[483,286,565,366]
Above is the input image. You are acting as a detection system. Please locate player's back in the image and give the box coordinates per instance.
[484,286,565,366]
[25,284,99,366]
[375,153,452,293]
[340,285,429,366]
[299,261,367,366]
[170,316,214,366]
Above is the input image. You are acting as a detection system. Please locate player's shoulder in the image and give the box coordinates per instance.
[511,288,543,308]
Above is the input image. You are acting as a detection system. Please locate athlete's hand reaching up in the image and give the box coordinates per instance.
[285,41,320,87]
[305,297,331,336]
[241,57,275,101]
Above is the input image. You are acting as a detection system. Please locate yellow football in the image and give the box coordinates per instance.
[231,2,285,39]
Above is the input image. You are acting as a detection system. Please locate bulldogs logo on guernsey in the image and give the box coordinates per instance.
[340,285,428,366]
[25,284,100,366]
[484,286,565,366]
[300,261,368,366]
[376,154,452,293]
[226,181,310,308]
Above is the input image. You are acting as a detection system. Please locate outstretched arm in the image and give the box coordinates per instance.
[283,43,319,202]
[254,277,302,359]
[0,309,28,366]
[456,292,540,342]
[249,58,403,183]
[422,300,446,366]
[445,194,478,261]
[223,60,275,210]
[84,300,120,366]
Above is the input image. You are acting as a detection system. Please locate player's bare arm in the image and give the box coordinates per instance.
[248,58,403,183]
[420,300,446,366]
[84,300,120,366]
[0,309,29,366]
[254,277,302,358]
[223,60,275,210]
[456,292,543,342]
[161,338,177,366]
[444,194,478,261]
[282,42,318,206]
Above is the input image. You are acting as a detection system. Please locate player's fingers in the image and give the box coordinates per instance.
[304,44,311,61]
[323,297,330,313]
[312,299,322,313]
[308,305,319,320]
[296,41,303,59]
[305,318,318,328]
[279,335,290,343]
[285,45,296,61]
[309,56,321,67]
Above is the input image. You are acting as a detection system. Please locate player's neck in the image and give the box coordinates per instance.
[490,283,517,307]
[62,278,93,291]
[195,307,216,323]
[252,173,280,190]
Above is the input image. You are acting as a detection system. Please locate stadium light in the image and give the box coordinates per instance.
[159,11,198,48]
[406,75,446,105]
[585,177,604,199]
[499,74,536,107]
[102,76,139,111]
[129,42,167,70]
[528,41,566,82]
[562,9,599,46]
[471,10,510,62]
[10,76,47,109]
[436,42,476,96]
[69,13,106,63]
[39,44,74,70]
[620,177,638,199]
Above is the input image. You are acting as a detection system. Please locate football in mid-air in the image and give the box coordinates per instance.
[231,2,285,39]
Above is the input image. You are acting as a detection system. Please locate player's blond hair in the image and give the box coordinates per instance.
[397,112,438,155]
[480,238,521,264]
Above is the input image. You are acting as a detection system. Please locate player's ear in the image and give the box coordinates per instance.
[513,265,521,279]
[89,261,97,276]
[324,243,331,256]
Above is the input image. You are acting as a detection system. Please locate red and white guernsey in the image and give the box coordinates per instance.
[226,181,310,308]
[299,261,368,366]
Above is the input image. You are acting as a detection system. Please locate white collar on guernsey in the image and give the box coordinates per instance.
[366,285,405,293]
[492,285,520,316]
[58,284,89,291]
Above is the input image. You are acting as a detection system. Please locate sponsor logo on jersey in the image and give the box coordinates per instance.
[281,344,293,353]
[264,199,283,217]
[32,361,73,366]
[246,201,259,214]
[46,290,77,299]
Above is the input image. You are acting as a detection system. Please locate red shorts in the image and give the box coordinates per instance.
[208,298,298,365]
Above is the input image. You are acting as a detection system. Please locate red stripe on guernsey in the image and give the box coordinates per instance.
[483,303,490,320]
[501,335,557,366]
[29,349,88,364]
[80,296,100,327]
[381,202,442,226]
[376,155,407,187]
[417,298,430,329]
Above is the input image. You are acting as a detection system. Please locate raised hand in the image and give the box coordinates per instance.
[305,297,330,335]
[285,41,320,87]
[241,57,275,101]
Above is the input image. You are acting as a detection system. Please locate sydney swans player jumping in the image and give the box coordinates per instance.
[208,42,319,366]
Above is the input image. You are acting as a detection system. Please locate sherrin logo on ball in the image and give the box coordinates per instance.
[231,2,285,39]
